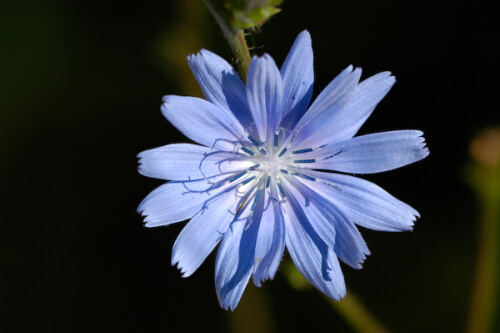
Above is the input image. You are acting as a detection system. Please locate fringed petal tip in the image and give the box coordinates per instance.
[186,48,213,63]
[415,130,430,159]
[161,95,169,104]
[136,199,146,215]
[137,196,161,224]
[171,260,191,278]
[141,214,169,229]
[136,155,150,179]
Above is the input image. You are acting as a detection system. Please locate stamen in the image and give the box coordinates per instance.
[294,159,316,164]
[292,148,313,154]
[248,135,260,147]
[277,182,286,199]
[241,176,256,185]
[292,145,326,155]
[251,188,263,211]
[229,170,248,183]
[240,146,255,156]
[278,147,287,157]
[283,169,316,182]
[265,176,271,188]
[280,169,288,174]
[320,146,345,161]
[260,148,268,155]
[300,174,316,181]
[273,133,279,147]
[249,164,260,170]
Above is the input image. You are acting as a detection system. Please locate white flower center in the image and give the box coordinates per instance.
[232,133,313,207]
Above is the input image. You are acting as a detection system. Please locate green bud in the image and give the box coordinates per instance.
[226,0,282,29]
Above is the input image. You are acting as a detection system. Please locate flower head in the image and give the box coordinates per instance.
[138,31,429,310]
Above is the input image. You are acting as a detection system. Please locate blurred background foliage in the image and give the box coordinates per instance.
[0,0,498,332]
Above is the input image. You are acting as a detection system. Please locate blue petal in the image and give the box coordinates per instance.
[298,170,419,231]
[294,72,395,148]
[138,176,234,228]
[215,205,259,311]
[279,30,314,130]
[282,198,346,301]
[326,206,370,270]
[309,130,429,174]
[187,49,253,127]
[138,143,253,181]
[288,66,361,150]
[171,189,242,277]
[333,72,395,141]
[284,178,336,247]
[246,54,284,142]
[161,96,245,150]
[252,193,286,287]
[287,178,369,269]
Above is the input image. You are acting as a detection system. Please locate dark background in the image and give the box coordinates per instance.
[1,0,498,332]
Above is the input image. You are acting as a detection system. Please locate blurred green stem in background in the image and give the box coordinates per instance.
[466,127,500,333]
[203,0,282,81]
[227,284,276,333]
[284,261,389,333]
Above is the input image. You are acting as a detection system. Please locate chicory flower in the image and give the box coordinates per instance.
[138,31,428,310]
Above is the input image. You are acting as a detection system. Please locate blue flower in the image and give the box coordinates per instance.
[137,31,429,310]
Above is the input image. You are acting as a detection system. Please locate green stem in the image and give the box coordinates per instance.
[284,261,389,333]
[203,0,251,81]
[331,293,388,333]
[227,284,275,333]
[466,161,500,333]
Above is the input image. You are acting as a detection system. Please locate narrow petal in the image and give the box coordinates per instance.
[171,189,242,277]
[332,72,395,141]
[287,66,361,150]
[252,194,286,287]
[282,198,346,301]
[215,205,259,310]
[327,206,370,270]
[246,54,284,142]
[161,96,246,150]
[287,178,369,269]
[308,130,429,174]
[279,30,314,130]
[294,72,395,148]
[138,143,253,181]
[284,178,336,247]
[187,50,253,127]
[298,170,419,231]
[137,176,234,228]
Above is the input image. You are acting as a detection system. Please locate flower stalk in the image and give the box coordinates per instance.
[202,0,252,80]
[284,261,389,333]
